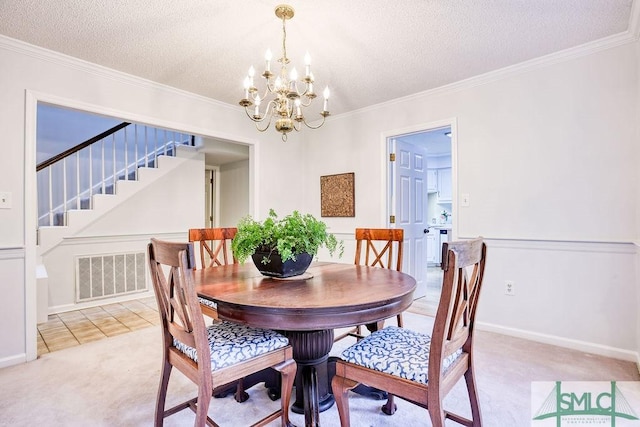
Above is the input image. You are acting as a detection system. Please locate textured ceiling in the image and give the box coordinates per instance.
[0,1,635,117]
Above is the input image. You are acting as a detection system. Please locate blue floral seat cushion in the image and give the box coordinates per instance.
[198,297,217,310]
[339,326,462,385]
[174,321,289,371]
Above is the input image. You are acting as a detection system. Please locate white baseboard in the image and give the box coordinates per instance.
[49,289,155,315]
[477,321,639,363]
[0,353,27,369]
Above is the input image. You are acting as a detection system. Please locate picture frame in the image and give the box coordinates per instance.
[320,172,355,217]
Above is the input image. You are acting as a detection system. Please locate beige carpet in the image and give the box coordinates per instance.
[1,312,638,426]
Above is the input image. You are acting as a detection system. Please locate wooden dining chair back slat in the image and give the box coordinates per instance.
[335,228,405,343]
[148,238,296,427]
[188,227,238,321]
[149,239,199,348]
[188,227,238,269]
[331,237,487,427]
[354,228,403,271]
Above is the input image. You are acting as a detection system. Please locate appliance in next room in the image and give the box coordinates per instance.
[438,228,451,265]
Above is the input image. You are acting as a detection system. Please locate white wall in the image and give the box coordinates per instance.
[0,36,306,367]
[308,44,637,242]
[636,37,640,370]
[305,41,639,360]
[1,33,638,367]
[219,159,250,227]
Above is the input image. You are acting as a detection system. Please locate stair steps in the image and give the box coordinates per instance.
[37,146,198,256]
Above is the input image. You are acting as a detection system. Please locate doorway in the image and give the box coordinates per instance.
[26,93,257,361]
[205,167,219,228]
[386,122,455,310]
[201,138,251,227]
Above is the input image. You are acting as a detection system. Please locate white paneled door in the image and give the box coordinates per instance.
[392,139,429,298]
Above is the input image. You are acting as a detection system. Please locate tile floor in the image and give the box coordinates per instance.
[37,267,445,356]
[422,265,444,313]
[37,297,159,356]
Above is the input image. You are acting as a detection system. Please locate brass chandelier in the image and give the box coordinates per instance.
[239,4,330,142]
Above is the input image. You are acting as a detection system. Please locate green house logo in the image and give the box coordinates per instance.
[533,381,639,427]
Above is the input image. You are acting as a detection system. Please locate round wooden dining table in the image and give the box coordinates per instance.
[193,261,416,427]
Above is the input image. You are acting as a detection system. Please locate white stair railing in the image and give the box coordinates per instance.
[37,123,191,227]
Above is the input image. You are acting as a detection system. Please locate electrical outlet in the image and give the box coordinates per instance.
[504,280,515,296]
[0,192,11,209]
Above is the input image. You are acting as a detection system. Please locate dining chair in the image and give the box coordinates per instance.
[188,227,257,403]
[331,237,487,427]
[148,238,296,427]
[334,228,404,342]
[188,227,238,268]
[188,227,238,320]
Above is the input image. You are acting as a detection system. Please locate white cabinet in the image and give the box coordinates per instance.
[427,169,438,193]
[426,228,438,264]
[437,167,452,202]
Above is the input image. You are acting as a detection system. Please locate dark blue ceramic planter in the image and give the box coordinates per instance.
[251,250,313,278]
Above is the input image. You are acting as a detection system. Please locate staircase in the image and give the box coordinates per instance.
[36,123,195,256]
[39,147,201,256]
[34,120,207,318]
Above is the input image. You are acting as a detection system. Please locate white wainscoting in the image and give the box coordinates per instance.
[322,235,639,362]
[0,247,27,368]
[43,232,185,314]
[475,238,637,361]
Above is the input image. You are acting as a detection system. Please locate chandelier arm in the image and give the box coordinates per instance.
[255,84,274,102]
[244,106,269,123]
[301,114,327,130]
[297,97,313,108]
[296,86,313,99]
[265,99,280,117]
[243,107,258,121]
[255,118,272,132]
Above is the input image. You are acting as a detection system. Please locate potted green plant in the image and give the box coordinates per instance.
[232,209,343,278]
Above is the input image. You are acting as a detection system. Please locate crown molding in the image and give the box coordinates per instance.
[0,34,238,111]
[2,0,638,122]
[336,25,639,120]
[631,0,640,40]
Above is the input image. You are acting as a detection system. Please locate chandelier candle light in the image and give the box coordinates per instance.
[239,4,330,142]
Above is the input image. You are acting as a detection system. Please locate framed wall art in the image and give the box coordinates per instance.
[320,172,355,217]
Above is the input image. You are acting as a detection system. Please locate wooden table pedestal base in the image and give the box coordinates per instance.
[284,329,335,427]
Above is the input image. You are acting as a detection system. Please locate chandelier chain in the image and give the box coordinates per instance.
[281,14,287,66]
